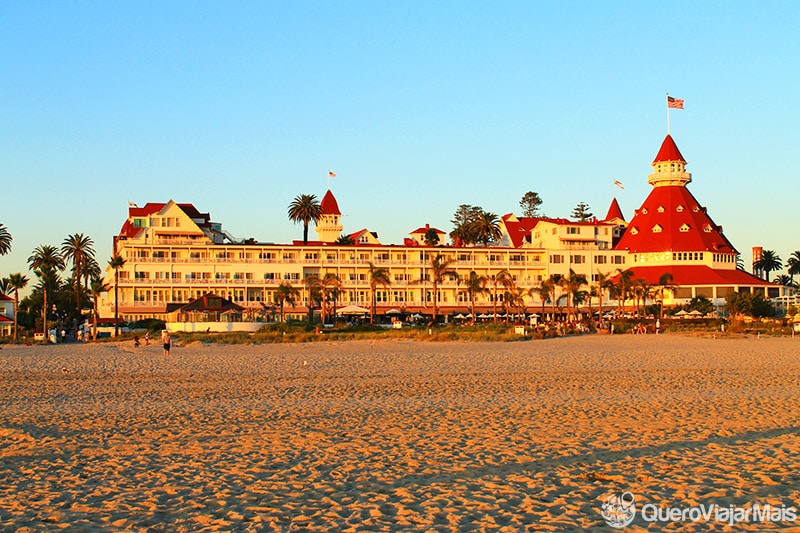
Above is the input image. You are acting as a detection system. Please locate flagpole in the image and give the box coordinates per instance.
[666,93,671,135]
[327,170,331,190]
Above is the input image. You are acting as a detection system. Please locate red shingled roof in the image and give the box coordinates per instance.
[653,134,686,163]
[0,293,13,302]
[320,190,341,215]
[501,214,542,248]
[119,202,211,239]
[615,185,736,254]
[603,198,625,222]
[620,265,772,287]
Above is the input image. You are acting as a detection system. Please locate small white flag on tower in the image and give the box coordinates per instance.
[613,179,624,189]
[328,170,336,178]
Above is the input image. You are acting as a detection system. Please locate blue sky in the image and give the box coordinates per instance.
[2,1,798,285]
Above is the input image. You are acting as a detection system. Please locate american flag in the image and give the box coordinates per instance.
[328,170,336,178]
[614,180,624,189]
[667,96,685,109]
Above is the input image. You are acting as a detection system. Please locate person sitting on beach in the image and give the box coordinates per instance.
[161,329,171,356]
[134,336,140,347]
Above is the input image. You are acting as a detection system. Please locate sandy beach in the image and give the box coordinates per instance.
[1,335,799,532]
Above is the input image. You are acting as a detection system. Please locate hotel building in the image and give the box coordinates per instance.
[98,134,777,322]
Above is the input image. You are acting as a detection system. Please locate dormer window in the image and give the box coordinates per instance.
[703,224,713,233]
[676,205,684,212]
[652,224,663,233]
[630,227,639,235]
[657,206,665,213]
[679,224,691,232]
[692,206,700,212]
[641,208,648,214]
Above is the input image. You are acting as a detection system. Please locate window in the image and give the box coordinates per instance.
[594,255,608,264]
[570,255,586,264]
[567,227,579,235]
[676,205,684,212]
[652,224,663,233]
[550,254,564,264]
[657,206,665,213]
[612,255,625,265]
[703,224,713,232]
[629,227,639,235]
[680,224,691,232]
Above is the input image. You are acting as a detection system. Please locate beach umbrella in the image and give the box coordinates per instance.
[454,313,466,319]
[674,310,689,317]
[337,305,370,315]
[386,308,402,315]
[688,310,703,316]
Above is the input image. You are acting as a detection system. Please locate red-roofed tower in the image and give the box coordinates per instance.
[316,190,343,243]
[614,134,771,301]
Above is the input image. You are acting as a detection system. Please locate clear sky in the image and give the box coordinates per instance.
[2,1,798,287]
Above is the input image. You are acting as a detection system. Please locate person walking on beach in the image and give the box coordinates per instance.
[161,329,171,356]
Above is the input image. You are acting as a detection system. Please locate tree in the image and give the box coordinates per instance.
[6,273,29,341]
[108,255,126,336]
[594,271,615,322]
[428,254,456,322]
[519,191,543,218]
[449,204,482,246]
[275,282,300,322]
[336,234,355,245]
[504,287,528,322]
[423,228,441,247]
[368,262,391,324]
[287,194,322,245]
[753,250,782,282]
[462,271,488,321]
[89,277,111,340]
[321,272,343,324]
[491,269,514,323]
[0,223,11,255]
[0,278,8,295]
[533,277,556,320]
[614,269,635,316]
[655,272,676,318]
[571,202,593,222]
[469,211,502,247]
[726,292,774,319]
[558,269,587,318]
[774,274,793,287]
[61,233,96,316]
[787,251,800,283]
[303,274,323,323]
[28,245,65,335]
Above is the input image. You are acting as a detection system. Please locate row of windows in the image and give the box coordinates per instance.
[551,254,626,265]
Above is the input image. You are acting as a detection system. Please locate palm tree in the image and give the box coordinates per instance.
[89,277,111,340]
[0,223,11,255]
[774,274,793,287]
[28,245,65,335]
[533,277,555,321]
[504,287,528,322]
[6,273,29,342]
[108,255,126,336]
[61,233,96,316]
[753,250,782,282]
[655,272,676,318]
[322,272,343,324]
[594,271,613,322]
[614,268,635,317]
[469,211,502,247]
[275,281,300,322]
[427,254,456,322]
[557,269,587,319]
[787,251,800,284]
[490,269,514,323]
[368,262,391,324]
[462,271,488,321]
[287,194,322,245]
[304,274,323,323]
